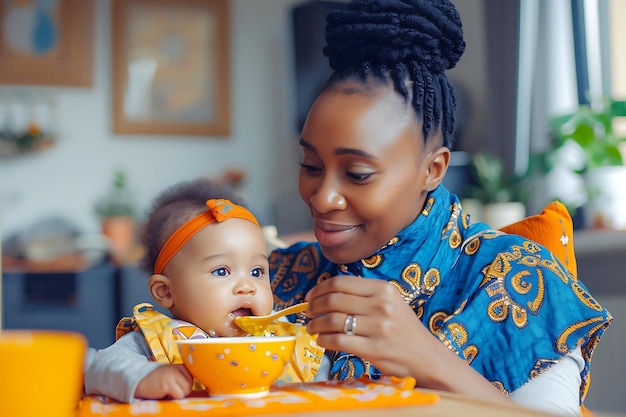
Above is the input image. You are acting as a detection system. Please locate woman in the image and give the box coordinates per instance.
[270,1,611,415]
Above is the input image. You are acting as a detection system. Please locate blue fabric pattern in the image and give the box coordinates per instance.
[269,185,612,402]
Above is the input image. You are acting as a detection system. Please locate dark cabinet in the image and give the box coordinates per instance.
[2,263,117,349]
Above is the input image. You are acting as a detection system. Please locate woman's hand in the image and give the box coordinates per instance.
[305,275,512,403]
[305,275,435,377]
[135,364,193,400]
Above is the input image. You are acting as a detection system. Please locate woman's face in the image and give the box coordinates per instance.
[162,218,273,337]
[299,82,448,264]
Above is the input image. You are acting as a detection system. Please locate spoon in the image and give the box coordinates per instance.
[233,302,309,336]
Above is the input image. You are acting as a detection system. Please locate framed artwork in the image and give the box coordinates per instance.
[0,0,93,87]
[111,0,231,136]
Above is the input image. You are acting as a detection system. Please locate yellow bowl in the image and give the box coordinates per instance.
[177,335,296,398]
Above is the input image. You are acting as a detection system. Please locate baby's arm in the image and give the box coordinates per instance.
[84,331,189,402]
[134,363,193,400]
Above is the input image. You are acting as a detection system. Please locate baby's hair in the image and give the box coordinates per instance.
[139,177,247,275]
[322,0,465,149]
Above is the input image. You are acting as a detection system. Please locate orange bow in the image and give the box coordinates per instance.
[153,199,261,274]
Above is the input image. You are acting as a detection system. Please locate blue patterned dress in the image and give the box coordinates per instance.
[269,185,612,403]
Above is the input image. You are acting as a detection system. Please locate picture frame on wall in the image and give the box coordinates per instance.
[111,0,231,136]
[0,0,93,87]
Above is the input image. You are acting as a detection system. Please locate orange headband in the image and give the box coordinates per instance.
[153,199,261,274]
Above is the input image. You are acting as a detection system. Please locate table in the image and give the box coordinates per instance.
[76,376,594,417]
[77,391,626,417]
[270,392,556,417]
[76,392,585,417]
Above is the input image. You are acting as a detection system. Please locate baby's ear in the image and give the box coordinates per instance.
[149,274,174,309]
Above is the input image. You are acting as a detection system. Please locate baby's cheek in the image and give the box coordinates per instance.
[261,289,275,315]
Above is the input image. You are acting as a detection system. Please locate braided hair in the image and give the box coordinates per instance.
[323,0,465,149]
[139,178,247,275]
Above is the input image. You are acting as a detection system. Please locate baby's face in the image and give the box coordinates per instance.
[164,218,273,336]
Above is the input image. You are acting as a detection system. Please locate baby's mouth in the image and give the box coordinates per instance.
[230,307,253,318]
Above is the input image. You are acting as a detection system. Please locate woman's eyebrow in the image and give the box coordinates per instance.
[299,138,316,152]
[299,138,376,159]
[334,147,377,159]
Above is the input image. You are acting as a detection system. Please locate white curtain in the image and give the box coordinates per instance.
[520,0,583,213]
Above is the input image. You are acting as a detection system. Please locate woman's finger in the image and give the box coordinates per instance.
[305,275,381,300]
[306,291,370,318]
[307,311,368,336]
[306,277,400,317]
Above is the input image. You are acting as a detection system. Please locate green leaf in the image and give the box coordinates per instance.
[610,100,626,116]
[467,152,527,204]
[570,123,596,147]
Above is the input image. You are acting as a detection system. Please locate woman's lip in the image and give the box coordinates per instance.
[313,223,360,248]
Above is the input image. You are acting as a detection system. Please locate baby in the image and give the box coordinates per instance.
[84,178,321,402]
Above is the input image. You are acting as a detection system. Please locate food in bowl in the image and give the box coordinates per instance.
[177,335,296,398]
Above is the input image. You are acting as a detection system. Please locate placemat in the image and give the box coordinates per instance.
[78,376,439,416]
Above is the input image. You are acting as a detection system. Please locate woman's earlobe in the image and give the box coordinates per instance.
[149,274,174,309]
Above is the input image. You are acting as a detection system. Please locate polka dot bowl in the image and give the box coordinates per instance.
[177,335,296,398]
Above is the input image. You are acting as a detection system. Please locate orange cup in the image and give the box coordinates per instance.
[0,330,87,417]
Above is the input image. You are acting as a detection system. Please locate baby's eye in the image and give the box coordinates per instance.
[212,267,229,277]
[251,267,264,278]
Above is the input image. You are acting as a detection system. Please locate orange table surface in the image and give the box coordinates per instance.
[76,376,570,417]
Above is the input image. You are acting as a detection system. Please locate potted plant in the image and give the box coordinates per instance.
[466,152,528,229]
[549,99,626,169]
[538,97,626,229]
[94,170,137,258]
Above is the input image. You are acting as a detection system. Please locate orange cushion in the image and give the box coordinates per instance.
[499,201,577,277]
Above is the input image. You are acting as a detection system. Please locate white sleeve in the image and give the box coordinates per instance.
[84,331,164,403]
[509,347,584,417]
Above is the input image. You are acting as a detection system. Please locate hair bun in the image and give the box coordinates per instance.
[324,0,465,74]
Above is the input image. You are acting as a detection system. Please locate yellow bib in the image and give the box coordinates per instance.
[116,303,324,383]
